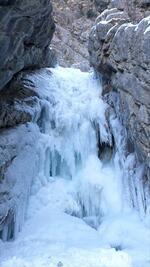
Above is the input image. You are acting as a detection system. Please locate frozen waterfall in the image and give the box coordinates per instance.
[0,67,150,267]
[28,67,123,226]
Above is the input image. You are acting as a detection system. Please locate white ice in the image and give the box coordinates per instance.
[0,67,150,267]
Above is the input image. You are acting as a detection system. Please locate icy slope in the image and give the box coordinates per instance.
[0,180,132,267]
[0,67,150,267]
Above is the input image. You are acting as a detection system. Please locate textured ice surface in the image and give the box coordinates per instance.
[0,67,149,267]
[0,123,42,240]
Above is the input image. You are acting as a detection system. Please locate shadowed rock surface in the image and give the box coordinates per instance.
[94,0,111,13]
[0,0,55,91]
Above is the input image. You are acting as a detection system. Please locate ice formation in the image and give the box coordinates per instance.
[0,67,149,267]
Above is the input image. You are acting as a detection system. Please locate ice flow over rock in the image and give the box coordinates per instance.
[28,66,122,222]
[0,67,150,267]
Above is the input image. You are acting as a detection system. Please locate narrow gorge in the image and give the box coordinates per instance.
[0,1,150,267]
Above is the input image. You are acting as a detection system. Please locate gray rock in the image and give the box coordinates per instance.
[94,0,111,13]
[0,0,55,91]
[51,0,97,69]
[110,0,150,21]
[95,0,150,21]
[88,9,150,209]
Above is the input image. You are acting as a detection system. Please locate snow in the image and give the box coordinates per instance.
[0,67,150,267]
[0,179,132,267]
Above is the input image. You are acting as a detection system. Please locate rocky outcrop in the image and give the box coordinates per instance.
[51,0,99,70]
[94,0,111,13]
[88,8,150,210]
[95,0,150,22]
[110,0,150,22]
[51,0,150,70]
[0,76,40,129]
[0,0,55,91]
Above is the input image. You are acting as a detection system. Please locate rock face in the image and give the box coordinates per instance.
[0,0,55,91]
[95,0,150,21]
[110,0,150,22]
[0,0,55,240]
[89,7,150,210]
[94,0,111,13]
[51,0,150,70]
[51,0,99,70]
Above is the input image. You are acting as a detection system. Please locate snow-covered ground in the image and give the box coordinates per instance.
[0,67,150,267]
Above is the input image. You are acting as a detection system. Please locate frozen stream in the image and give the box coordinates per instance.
[0,67,150,267]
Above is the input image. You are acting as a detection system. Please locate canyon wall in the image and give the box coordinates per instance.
[0,0,55,91]
[51,0,99,70]
[95,0,150,21]
[89,1,150,210]
[0,0,55,240]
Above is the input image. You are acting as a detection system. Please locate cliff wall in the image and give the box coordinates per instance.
[0,0,55,240]
[88,2,150,209]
